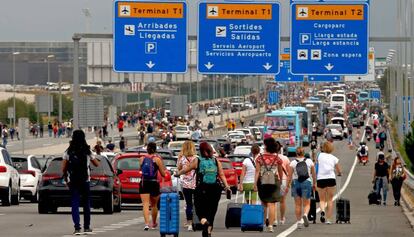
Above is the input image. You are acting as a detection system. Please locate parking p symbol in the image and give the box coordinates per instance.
[145,42,157,54]
[300,33,311,45]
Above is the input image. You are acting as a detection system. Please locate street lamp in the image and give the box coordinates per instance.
[12,52,20,128]
[47,54,55,123]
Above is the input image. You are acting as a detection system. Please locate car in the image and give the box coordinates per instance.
[36,155,54,173]
[244,102,255,110]
[112,153,173,204]
[235,128,254,141]
[233,146,252,156]
[331,117,349,138]
[227,133,247,145]
[125,148,174,160]
[248,126,263,140]
[38,156,121,214]
[162,158,183,200]
[197,139,220,151]
[167,141,186,150]
[217,158,238,194]
[207,106,221,116]
[174,126,193,140]
[10,155,43,202]
[0,147,20,206]
[100,152,118,162]
[326,124,344,139]
[226,154,250,178]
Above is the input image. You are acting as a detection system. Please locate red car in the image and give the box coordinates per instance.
[217,157,238,194]
[112,153,173,204]
[226,154,250,178]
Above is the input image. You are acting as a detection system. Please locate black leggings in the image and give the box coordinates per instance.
[194,183,222,227]
[391,178,403,202]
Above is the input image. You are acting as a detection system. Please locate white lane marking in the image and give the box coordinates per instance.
[277,119,369,237]
[0,214,5,216]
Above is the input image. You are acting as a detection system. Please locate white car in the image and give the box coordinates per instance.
[228,133,247,144]
[235,128,254,141]
[174,126,192,140]
[11,155,43,202]
[207,106,221,116]
[0,147,20,206]
[248,126,263,140]
[167,141,187,150]
[326,124,344,139]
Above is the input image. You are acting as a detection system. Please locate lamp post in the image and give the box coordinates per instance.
[47,54,55,123]
[12,52,20,128]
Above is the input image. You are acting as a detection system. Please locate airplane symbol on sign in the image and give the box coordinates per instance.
[122,7,129,14]
[210,8,217,15]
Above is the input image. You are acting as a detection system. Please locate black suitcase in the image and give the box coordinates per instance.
[225,202,242,228]
[336,198,351,224]
[368,191,381,205]
[308,193,317,224]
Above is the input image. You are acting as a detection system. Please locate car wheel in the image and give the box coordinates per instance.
[38,200,49,214]
[114,194,122,213]
[11,186,20,205]
[103,194,114,214]
[1,185,11,206]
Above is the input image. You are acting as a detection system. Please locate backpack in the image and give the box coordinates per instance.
[67,151,89,185]
[380,132,386,139]
[141,156,158,180]
[197,157,218,185]
[360,146,366,155]
[260,154,277,185]
[296,158,310,183]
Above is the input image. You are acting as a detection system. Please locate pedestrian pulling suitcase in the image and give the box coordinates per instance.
[160,192,180,237]
[225,191,242,228]
[336,177,351,224]
[240,192,264,232]
[308,192,317,224]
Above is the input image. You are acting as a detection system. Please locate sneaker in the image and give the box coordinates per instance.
[273,220,278,227]
[326,221,332,225]
[302,215,309,227]
[297,222,303,229]
[150,222,158,230]
[144,225,150,231]
[280,218,286,225]
[187,225,193,231]
[267,226,274,232]
[84,228,93,233]
[383,202,386,206]
[73,229,82,236]
[320,211,326,223]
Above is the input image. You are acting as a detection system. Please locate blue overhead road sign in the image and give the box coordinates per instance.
[275,54,304,82]
[268,91,280,105]
[114,0,187,73]
[370,90,381,100]
[308,75,341,83]
[198,1,281,75]
[290,1,369,75]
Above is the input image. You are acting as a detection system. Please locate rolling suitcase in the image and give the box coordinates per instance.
[240,192,264,232]
[336,177,351,224]
[160,192,180,237]
[368,191,381,205]
[225,191,242,228]
[308,192,317,224]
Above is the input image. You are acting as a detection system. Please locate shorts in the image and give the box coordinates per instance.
[291,180,312,199]
[242,183,258,203]
[139,180,160,197]
[317,179,336,189]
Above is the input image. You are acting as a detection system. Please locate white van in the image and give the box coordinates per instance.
[330,94,346,111]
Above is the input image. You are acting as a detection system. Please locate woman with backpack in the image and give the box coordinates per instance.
[287,147,316,229]
[139,142,167,231]
[316,141,341,224]
[239,144,260,204]
[253,137,284,233]
[175,142,230,237]
[177,141,197,231]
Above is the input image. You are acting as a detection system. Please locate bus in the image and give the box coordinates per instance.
[358,91,369,102]
[302,99,325,136]
[330,94,347,112]
[283,106,311,146]
[264,110,301,156]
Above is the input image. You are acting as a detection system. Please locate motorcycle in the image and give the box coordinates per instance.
[359,155,369,165]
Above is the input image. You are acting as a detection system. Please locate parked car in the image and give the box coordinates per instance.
[112,153,173,204]
[207,106,221,116]
[11,155,42,202]
[217,158,238,194]
[0,147,20,206]
[38,156,121,214]
[174,126,193,140]
[226,154,250,178]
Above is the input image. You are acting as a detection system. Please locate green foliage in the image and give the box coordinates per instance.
[51,93,73,121]
[0,98,37,124]
[404,121,414,171]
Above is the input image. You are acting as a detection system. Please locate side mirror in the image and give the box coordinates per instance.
[116,169,123,176]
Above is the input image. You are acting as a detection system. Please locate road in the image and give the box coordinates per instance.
[0,126,413,236]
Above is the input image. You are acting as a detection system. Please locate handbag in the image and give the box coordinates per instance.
[260,155,277,185]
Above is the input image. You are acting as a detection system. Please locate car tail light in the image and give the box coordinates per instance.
[91,175,109,182]
[42,173,61,181]
[0,166,7,173]
[21,170,36,177]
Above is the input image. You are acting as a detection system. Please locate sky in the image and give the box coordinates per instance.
[0,0,401,57]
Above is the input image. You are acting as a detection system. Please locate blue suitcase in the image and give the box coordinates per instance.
[240,204,264,232]
[160,192,180,237]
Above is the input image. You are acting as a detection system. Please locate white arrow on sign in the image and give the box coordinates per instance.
[334,76,339,81]
[288,77,292,81]
[310,77,315,81]
[204,62,214,70]
[146,61,155,69]
[263,63,273,71]
[325,63,334,71]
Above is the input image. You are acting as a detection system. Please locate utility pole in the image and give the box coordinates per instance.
[58,66,63,123]
[73,35,81,130]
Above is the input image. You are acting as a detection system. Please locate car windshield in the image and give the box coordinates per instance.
[163,159,177,167]
[327,124,341,129]
[117,157,140,170]
[228,156,247,162]
[332,96,344,102]
[46,157,112,176]
[229,134,244,139]
[220,161,232,169]
[10,157,28,172]
[175,126,187,131]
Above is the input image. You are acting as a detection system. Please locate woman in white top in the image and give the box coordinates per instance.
[316,141,342,224]
[238,144,260,204]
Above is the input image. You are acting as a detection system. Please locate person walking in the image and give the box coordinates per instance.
[48,121,53,137]
[2,125,8,147]
[276,141,290,226]
[119,136,126,152]
[287,147,317,229]
[62,130,100,235]
[390,157,406,206]
[177,141,197,231]
[373,154,390,205]
[139,142,167,231]
[93,140,104,155]
[175,142,230,237]
[254,137,284,233]
[238,144,260,205]
[316,141,342,224]
[207,121,214,137]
